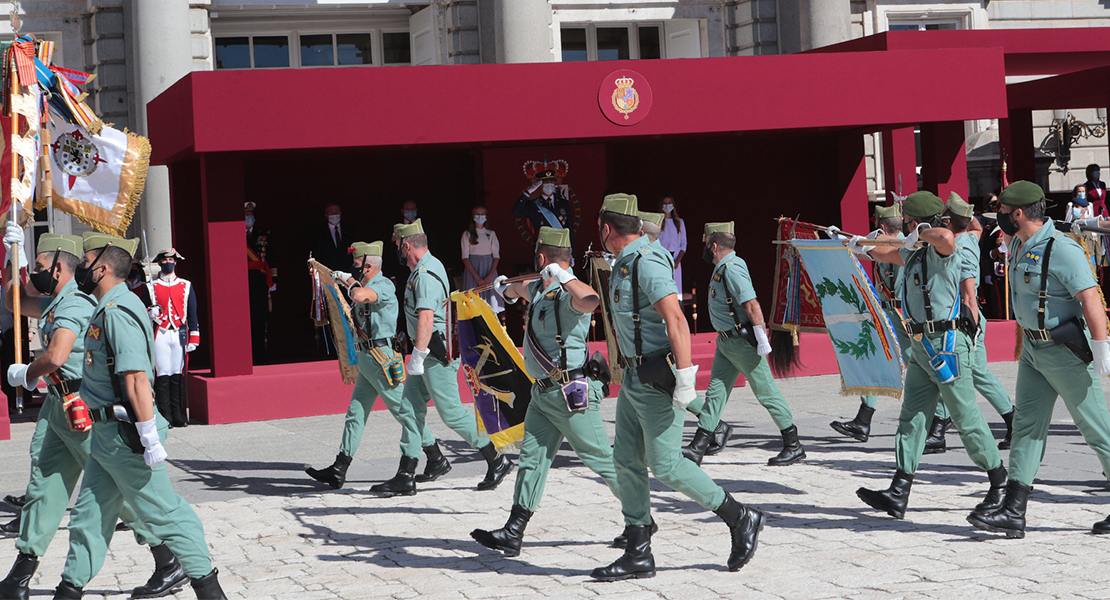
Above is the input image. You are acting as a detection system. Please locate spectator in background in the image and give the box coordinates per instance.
[461,206,503,314]
[1085,164,1107,218]
[1064,184,1094,224]
[658,195,687,292]
[312,202,354,271]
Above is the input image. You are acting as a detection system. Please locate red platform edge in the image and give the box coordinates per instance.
[184,320,1021,426]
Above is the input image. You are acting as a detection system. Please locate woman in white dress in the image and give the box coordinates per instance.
[462,206,504,313]
[657,195,687,292]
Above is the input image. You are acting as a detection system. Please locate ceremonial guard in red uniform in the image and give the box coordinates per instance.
[149,248,200,428]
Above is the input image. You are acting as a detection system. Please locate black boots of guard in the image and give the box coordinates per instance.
[52,581,82,599]
[190,568,228,600]
[305,453,352,489]
[681,428,714,466]
[767,425,806,466]
[612,518,658,549]
[470,504,532,557]
[415,441,452,483]
[857,470,914,519]
[967,479,1032,538]
[590,524,655,581]
[707,421,732,455]
[0,552,38,600]
[999,409,1015,450]
[370,456,417,497]
[131,544,188,599]
[831,402,875,442]
[715,492,765,572]
[154,375,188,428]
[974,465,1009,514]
[477,443,514,491]
[923,416,951,455]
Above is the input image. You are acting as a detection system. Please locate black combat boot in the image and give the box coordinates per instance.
[0,552,39,600]
[973,465,1009,514]
[715,492,765,571]
[52,580,83,599]
[967,480,1031,539]
[767,425,806,466]
[477,444,514,491]
[857,470,914,519]
[706,421,733,456]
[305,453,352,489]
[470,504,532,557]
[590,524,655,581]
[3,495,26,509]
[923,416,950,454]
[189,569,228,600]
[169,374,188,428]
[415,441,452,483]
[1,514,19,535]
[154,376,172,423]
[131,544,188,599]
[369,457,417,497]
[1092,514,1110,535]
[998,409,1015,450]
[830,402,875,442]
[611,518,658,549]
[681,428,714,466]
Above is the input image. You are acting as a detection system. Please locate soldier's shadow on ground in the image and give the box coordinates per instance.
[169,459,324,496]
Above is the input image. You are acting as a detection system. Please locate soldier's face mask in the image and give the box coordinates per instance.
[598,221,611,254]
[998,209,1019,236]
[75,247,108,295]
[29,250,61,296]
[702,243,716,265]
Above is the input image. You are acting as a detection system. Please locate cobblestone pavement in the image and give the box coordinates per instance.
[3,361,1110,599]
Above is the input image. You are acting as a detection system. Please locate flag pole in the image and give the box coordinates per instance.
[42,126,53,233]
[9,51,24,414]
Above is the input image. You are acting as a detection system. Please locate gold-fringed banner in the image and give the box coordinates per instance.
[309,259,361,385]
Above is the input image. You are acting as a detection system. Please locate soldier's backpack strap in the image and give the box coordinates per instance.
[630,253,643,362]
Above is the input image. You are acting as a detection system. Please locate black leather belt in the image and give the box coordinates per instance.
[905,320,957,335]
[619,351,670,370]
[1023,328,1051,342]
[719,327,744,340]
[536,367,587,390]
[356,338,391,352]
[47,378,81,396]
[88,407,116,423]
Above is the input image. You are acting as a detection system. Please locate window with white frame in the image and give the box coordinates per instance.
[560,24,664,62]
[887,20,960,31]
[214,30,411,69]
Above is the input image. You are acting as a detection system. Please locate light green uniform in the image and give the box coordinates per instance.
[17,280,156,557]
[403,252,489,450]
[956,231,1013,417]
[61,283,212,586]
[610,236,726,525]
[338,272,422,459]
[684,251,792,431]
[514,274,618,510]
[893,245,1002,475]
[1006,220,1110,485]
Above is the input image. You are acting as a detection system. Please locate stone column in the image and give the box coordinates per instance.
[779,0,851,53]
[493,0,553,63]
[131,0,195,252]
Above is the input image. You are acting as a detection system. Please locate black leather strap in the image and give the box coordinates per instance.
[631,254,643,361]
[1037,237,1055,335]
[535,367,587,390]
[905,320,957,335]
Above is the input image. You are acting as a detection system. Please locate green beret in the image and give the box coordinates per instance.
[82,232,139,258]
[395,219,424,240]
[999,180,1046,208]
[945,192,974,218]
[874,204,901,219]
[638,211,664,229]
[600,193,638,217]
[703,222,734,240]
[536,226,571,248]
[902,191,944,219]
[36,233,82,257]
[350,241,383,258]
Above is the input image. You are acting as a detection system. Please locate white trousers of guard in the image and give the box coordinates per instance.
[154,327,184,376]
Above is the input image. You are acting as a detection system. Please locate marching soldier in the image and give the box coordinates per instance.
[0,228,184,600]
[149,248,200,428]
[969,181,1110,538]
[591,195,764,581]
[471,227,621,556]
[51,232,226,599]
[305,242,424,496]
[395,219,514,490]
[850,192,1006,521]
[681,222,805,466]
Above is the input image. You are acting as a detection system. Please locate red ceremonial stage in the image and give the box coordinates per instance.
[10,27,1087,432]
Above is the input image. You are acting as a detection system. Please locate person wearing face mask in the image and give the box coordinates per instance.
[1064,184,1093,224]
[461,206,503,314]
[51,232,227,600]
[680,222,804,467]
[306,242,423,496]
[471,227,622,557]
[657,196,687,293]
[848,191,1006,523]
[0,228,190,600]
[590,195,765,581]
[1084,164,1107,218]
[395,219,514,491]
[512,167,578,259]
[246,202,273,364]
[312,202,354,272]
[969,181,1110,539]
[149,248,200,428]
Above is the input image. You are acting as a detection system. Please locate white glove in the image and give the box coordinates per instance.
[186,343,198,353]
[825,225,848,239]
[332,271,353,286]
[865,229,882,240]
[147,305,162,321]
[541,263,576,286]
[6,364,39,391]
[672,365,699,409]
[1072,217,1101,235]
[846,236,875,257]
[492,275,517,304]
[1093,339,1110,377]
[3,222,23,264]
[527,180,543,194]
[903,223,930,249]
[136,418,167,467]
[407,347,429,376]
[753,325,772,356]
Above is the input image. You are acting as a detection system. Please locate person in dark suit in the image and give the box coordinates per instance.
[312,203,355,272]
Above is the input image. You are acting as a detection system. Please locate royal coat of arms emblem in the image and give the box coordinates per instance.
[611,76,640,120]
[52,130,107,189]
